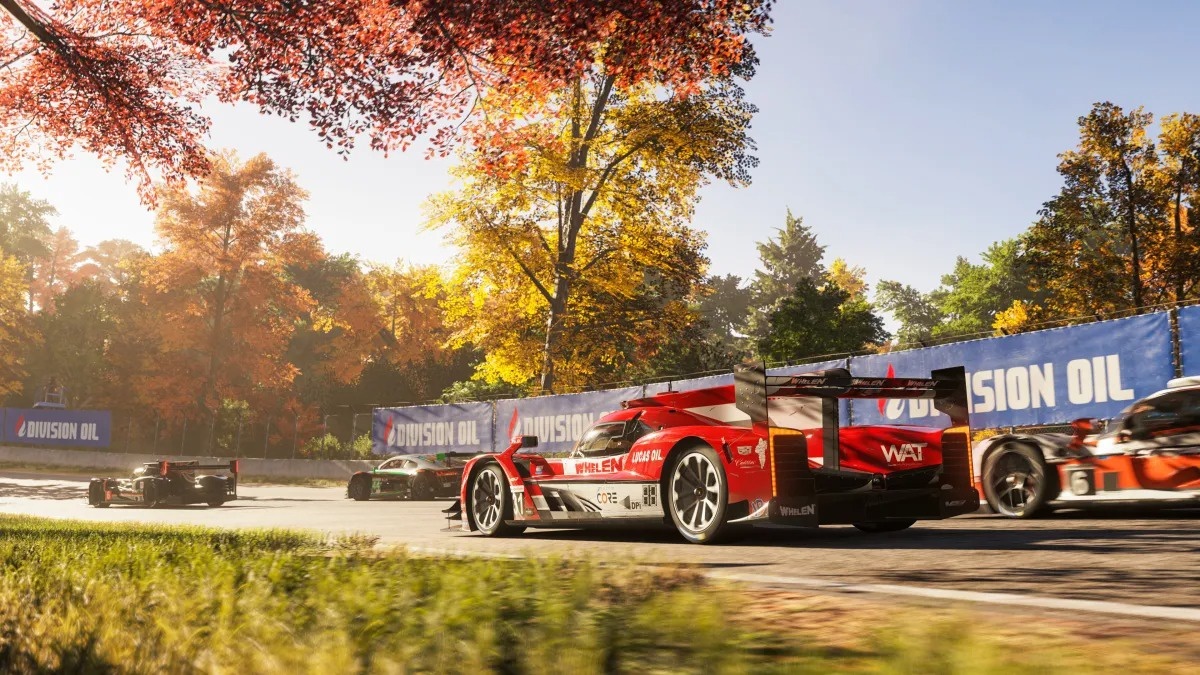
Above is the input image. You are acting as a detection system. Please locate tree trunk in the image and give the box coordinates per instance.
[1121,162,1143,310]
[1175,181,1185,303]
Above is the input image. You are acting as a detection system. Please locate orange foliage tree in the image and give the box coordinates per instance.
[0,1,772,196]
[137,151,316,423]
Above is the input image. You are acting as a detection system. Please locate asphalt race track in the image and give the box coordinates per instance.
[3,470,1199,620]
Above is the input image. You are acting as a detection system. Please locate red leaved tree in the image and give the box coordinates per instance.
[0,1,772,196]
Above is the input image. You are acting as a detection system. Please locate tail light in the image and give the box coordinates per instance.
[941,426,973,489]
[159,461,169,476]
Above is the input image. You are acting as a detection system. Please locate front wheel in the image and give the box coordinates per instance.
[207,500,226,508]
[666,445,740,544]
[347,473,372,501]
[983,443,1054,518]
[470,464,524,537]
[853,520,915,533]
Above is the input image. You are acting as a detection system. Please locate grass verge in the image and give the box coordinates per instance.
[0,514,1191,674]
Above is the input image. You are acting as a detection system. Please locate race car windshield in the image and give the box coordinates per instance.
[573,421,651,457]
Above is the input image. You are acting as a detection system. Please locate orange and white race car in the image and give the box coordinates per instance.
[974,377,1200,517]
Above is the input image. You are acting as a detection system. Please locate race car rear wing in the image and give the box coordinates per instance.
[733,364,968,471]
[147,460,240,477]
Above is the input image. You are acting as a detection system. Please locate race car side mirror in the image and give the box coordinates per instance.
[520,435,539,448]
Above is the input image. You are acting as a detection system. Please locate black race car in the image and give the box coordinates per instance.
[87,460,239,508]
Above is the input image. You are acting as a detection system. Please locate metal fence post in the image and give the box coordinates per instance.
[126,418,132,453]
[180,418,188,456]
[263,420,270,459]
[208,411,217,457]
[234,412,243,459]
[291,412,299,459]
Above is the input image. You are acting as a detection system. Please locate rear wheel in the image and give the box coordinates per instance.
[471,464,524,537]
[853,520,915,533]
[983,443,1054,518]
[348,473,372,501]
[207,499,226,507]
[411,474,435,501]
[139,478,161,508]
[666,445,740,544]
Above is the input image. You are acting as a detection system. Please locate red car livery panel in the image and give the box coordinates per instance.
[446,365,979,544]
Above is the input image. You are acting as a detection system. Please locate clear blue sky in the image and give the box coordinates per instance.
[7,0,1200,301]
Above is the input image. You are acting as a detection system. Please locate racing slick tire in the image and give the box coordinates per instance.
[470,464,525,537]
[348,473,372,502]
[853,519,915,533]
[87,479,110,508]
[666,444,741,544]
[982,442,1056,518]
[410,474,435,501]
[198,475,227,507]
[136,477,162,509]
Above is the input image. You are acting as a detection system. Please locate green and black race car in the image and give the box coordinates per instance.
[347,454,463,501]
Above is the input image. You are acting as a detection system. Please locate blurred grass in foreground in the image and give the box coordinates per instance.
[0,515,1186,674]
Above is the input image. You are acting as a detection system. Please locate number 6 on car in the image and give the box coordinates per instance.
[444,364,979,544]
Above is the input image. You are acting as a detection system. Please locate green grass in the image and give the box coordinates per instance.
[0,515,1188,674]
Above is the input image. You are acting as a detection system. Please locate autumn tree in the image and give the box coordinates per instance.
[138,151,315,421]
[286,252,380,410]
[74,238,147,290]
[23,279,115,406]
[365,262,454,365]
[432,64,756,392]
[0,253,33,398]
[0,1,771,196]
[0,182,53,265]
[27,226,81,311]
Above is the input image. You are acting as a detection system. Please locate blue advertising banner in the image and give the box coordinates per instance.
[494,386,643,455]
[1,407,111,447]
[847,312,1173,429]
[372,402,494,456]
[1177,305,1200,376]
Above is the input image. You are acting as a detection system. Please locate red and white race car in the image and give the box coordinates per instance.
[446,365,979,544]
[974,376,1200,517]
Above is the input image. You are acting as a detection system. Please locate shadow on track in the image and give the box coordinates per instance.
[0,480,86,501]
[498,517,1200,556]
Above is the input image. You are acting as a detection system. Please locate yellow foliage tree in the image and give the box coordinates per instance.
[430,70,756,392]
[365,262,453,365]
[0,253,33,396]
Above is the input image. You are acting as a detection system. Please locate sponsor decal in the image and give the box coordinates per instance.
[566,456,624,474]
[13,415,103,441]
[596,490,619,505]
[752,498,765,512]
[944,499,967,507]
[629,448,664,463]
[735,458,758,470]
[387,420,481,448]
[620,495,642,510]
[877,354,1136,421]
[736,445,753,456]
[880,442,927,464]
[754,439,767,469]
[642,485,658,507]
[780,504,815,517]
